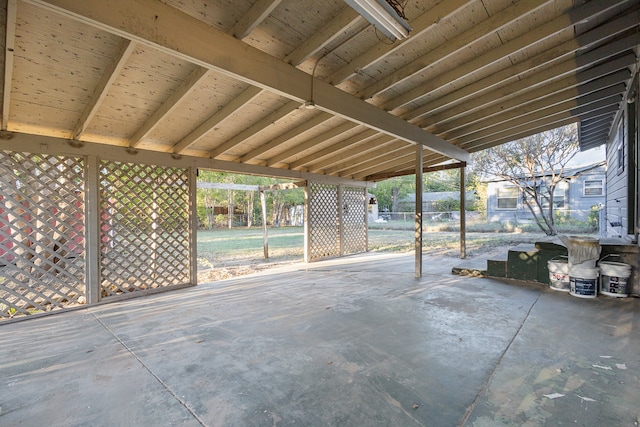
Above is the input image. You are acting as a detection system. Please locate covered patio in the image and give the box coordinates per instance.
[2,252,639,426]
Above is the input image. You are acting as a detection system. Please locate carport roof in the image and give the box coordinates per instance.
[2,0,638,181]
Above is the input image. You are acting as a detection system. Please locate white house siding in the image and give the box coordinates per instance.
[605,115,630,238]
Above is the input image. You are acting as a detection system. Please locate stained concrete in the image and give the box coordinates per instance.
[1,252,639,426]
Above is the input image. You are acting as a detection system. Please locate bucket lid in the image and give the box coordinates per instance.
[569,265,599,277]
[599,261,632,275]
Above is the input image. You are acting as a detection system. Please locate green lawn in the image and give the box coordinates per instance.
[197,226,564,268]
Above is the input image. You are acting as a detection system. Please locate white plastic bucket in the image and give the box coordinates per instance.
[569,265,599,298]
[599,260,632,298]
[548,257,570,292]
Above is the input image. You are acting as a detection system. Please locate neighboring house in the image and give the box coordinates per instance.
[485,162,606,224]
[401,191,477,218]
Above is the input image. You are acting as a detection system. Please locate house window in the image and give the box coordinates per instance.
[497,187,518,209]
[584,179,603,196]
[541,191,566,210]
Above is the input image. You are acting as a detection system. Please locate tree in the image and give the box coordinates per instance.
[472,124,579,236]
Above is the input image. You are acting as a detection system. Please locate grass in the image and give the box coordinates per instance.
[198,225,596,267]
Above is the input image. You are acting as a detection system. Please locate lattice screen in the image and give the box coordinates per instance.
[307,182,367,261]
[308,182,339,260]
[0,151,86,318]
[342,186,367,255]
[99,161,191,298]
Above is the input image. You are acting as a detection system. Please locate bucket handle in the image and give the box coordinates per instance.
[550,255,569,262]
[599,254,622,264]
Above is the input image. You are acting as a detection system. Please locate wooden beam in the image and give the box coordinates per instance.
[239,112,333,163]
[73,40,136,140]
[260,190,268,259]
[0,131,374,187]
[436,65,633,137]
[328,0,468,85]
[284,7,360,66]
[232,0,284,40]
[259,181,306,191]
[422,47,636,133]
[130,67,210,148]
[445,83,627,142]
[306,135,396,173]
[2,0,16,131]
[211,100,300,159]
[405,11,640,123]
[197,182,260,191]
[266,121,357,167]
[322,140,405,175]
[385,0,631,112]
[366,161,467,181]
[173,86,264,154]
[288,128,377,170]
[29,0,469,162]
[415,144,423,278]
[459,165,466,259]
[359,0,555,100]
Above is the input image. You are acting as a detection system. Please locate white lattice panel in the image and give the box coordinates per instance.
[0,151,86,319]
[100,161,191,298]
[308,182,339,261]
[342,186,367,255]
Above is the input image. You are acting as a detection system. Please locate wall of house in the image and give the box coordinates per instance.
[486,169,605,224]
[567,167,606,221]
[605,111,631,238]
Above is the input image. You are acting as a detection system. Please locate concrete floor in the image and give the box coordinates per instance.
[1,252,639,426]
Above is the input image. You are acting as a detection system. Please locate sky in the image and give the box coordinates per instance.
[571,145,605,166]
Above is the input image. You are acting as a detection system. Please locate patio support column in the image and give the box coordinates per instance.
[460,164,466,259]
[260,190,269,259]
[84,155,100,304]
[304,184,310,263]
[415,144,423,278]
[189,166,198,285]
[338,184,344,256]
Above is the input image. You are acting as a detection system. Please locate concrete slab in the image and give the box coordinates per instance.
[1,252,639,426]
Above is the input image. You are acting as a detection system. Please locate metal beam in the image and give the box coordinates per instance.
[28,0,469,162]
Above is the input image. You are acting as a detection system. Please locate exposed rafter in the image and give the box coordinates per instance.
[28,0,469,162]
[2,0,16,132]
[231,0,284,40]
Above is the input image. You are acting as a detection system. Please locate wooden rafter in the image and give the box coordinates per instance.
[328,0,468,85]
[73,39,136,140]
[212,100,300,159]
[29,0,469,162]
[358,0,556,100]
[2,0,16,132]
[130,67,210,148]
[231,0,284,40]
[173,86,264,154]
[383,0,630,112]
[266,121,358,167]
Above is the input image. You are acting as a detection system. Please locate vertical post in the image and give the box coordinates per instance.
[188,166,198,286]
[84,155,100,303]
[415,144,423,278]
[338,184,344,256]
[304,184,310,262]
[364,187,369,252]
[260,190,268,259]
[460,164,467,259]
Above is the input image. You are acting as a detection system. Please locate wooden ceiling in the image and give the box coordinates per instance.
[2,0,638,181]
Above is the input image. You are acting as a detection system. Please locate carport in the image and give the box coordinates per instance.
[2,252,640,425]
[1,0,637,319]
